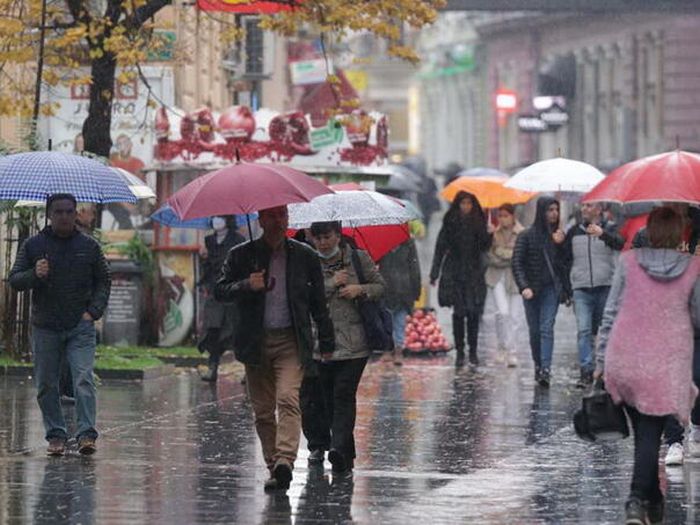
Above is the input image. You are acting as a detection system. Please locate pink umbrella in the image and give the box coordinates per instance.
[168,163,334,220]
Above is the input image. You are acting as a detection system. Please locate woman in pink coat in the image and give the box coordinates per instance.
[595,207,700,525]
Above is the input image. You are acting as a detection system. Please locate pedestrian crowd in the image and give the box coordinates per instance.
[8,180,700,525]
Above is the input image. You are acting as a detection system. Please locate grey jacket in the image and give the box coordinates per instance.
[315,247,386,361]
[563,221,624,290]
[596,248,700,370]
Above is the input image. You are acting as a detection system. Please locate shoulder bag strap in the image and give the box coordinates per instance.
[350,248,367,284]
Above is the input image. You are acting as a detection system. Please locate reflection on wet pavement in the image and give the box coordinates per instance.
[1,228,698,523]
[1,313,698,525]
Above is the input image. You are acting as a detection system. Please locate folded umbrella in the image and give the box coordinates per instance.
[583,150,700,205]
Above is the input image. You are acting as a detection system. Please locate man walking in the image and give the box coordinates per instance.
[563,202,624,388]
[9,193,110,456]
[215,205,335,492]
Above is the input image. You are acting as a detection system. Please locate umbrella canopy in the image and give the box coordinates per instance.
[151,204,212,229]
[441,176,535,208]
[288,190,412,229]
[385,165,422,193]
[112,168,155,199]
[346,224,410,262]
[505,157,605,193]
[0,151,136,203]
[168,163,333,220]
[583,150,700,205]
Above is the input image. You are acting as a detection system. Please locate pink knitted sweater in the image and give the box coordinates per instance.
[605,251,700,422]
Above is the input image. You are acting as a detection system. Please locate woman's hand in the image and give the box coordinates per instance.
[338,284,363,299]
[521,288,534,300]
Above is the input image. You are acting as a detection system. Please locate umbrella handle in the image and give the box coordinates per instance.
[246,213,258,271]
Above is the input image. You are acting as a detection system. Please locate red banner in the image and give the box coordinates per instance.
[196,0,296,13]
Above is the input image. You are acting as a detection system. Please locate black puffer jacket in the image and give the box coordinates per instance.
[9,227,111,330]
[214,238,335,367]
[512,197,569,296]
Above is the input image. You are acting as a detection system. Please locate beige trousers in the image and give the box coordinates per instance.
[244,329,304,470]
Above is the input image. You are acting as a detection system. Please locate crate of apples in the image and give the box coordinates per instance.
[403,309,451,353]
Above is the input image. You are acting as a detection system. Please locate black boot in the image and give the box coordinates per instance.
[452,314,465,367]
[468,348,479,367]
[466,312,480,366]
[200,357,219,382]
[455,348,466,368]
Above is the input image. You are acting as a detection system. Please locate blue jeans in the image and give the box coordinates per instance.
[573,286,610,373]
[389,307,409,349]
[32,320,98,442]
[523,285,559,370]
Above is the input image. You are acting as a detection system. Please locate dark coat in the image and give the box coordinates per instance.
[9,227,111,330]
[199,229,245,341]
[512,197,569,297]
[379,238,421,312]
[429,208,491,315]
[214,238,335,367]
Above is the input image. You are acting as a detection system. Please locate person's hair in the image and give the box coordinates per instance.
[46,193,77,213]
[445,191,486,223]
[310,221,342,237]
[498,203,515,215]
[647,207,684,249]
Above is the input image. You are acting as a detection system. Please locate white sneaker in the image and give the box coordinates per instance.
[665,442,684,466]
[507,354,518,368]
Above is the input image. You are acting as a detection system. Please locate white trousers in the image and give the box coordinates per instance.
[491,277,524,354]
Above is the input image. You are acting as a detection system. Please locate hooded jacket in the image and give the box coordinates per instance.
[9,227,111,330]
[596,249,700,421]
[512,197,569,296]
[563,219,624,290]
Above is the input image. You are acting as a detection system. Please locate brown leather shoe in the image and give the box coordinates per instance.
[78,437,97,455]
[393,347,404,366]
[47,438,66,456]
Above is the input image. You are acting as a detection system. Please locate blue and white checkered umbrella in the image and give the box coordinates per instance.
[0,151,136,204]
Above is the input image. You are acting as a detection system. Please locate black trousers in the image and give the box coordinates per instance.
[300,374,331,452]
[318,357,368,462]
[198,328,225,365]
[452,312,480,354]
[626,406,665,504]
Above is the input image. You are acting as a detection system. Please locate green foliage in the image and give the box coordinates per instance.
[106,233,155,284]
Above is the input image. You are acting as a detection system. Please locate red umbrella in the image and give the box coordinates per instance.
[345,224,410,262]
[168,163,333,220]
[583,150,700,205]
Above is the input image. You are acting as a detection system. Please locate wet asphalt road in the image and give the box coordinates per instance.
[1,230,699,524]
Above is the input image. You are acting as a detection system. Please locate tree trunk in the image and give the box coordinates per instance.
[82,52,117,158]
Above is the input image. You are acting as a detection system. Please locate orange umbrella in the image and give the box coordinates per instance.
[441,176,536,208]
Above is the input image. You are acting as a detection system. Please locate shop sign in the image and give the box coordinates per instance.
[290,59,331,85]
[518,115,548,132]
[539,103,569,128]
[310,118,345,149]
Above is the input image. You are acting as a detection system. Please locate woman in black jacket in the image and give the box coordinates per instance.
[512,197,568,387]
[430,191,491,367]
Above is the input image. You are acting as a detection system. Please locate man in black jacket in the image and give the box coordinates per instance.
[215,205,335,492]
[9,193,110,456]
[562,202,624,388]
[512,197,568,387]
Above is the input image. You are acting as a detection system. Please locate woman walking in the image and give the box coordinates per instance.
[430,191,491,367]
[309,221,386,474]
[485,203,524,367]
[512,197,569,387]
[595,207,700,525]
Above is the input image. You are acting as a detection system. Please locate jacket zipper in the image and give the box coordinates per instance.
[587,233,594,287]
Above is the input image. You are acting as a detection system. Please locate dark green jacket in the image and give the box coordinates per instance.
[9,227,111,330]
[214,238,335,367]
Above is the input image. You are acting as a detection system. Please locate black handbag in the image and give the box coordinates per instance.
[573,380,629,442]
[349,249,395,352]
